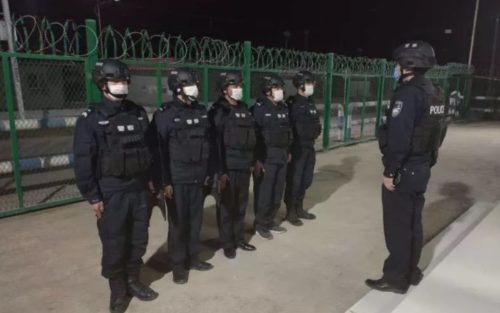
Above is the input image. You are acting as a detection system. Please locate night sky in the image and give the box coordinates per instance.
[6,0,500,70]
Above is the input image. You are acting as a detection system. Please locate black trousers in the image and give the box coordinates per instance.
[382,165,431,286]
[98,188,149,279]
[216,169,251,249]
[166,184,204,271]
[253,162,287,229]
[285,146,316,217]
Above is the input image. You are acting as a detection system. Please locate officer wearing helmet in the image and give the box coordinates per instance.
[252,74,291,240]
[366,41,448,294]
[207,71,257,259]
[73,59,158,312]
[152,68,213,284]
[284,70,322,226]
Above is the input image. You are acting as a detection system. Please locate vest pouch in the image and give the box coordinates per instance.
[266,129,290,148]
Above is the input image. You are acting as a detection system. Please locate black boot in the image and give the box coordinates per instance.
[285,202,303,226]
[109,276,129,313]
[297,201,316,220]
[127,273,159,301]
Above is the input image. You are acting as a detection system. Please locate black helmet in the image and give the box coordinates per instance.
[393,41,437,69]
[261,74,284,94]
[168,68,199,94]
[292,70,315,88]
[92,59,130,87]
[218,71,242,91]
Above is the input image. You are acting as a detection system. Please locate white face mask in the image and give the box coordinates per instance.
[230,87,243,101]
[106,82,129,100]
[272,89,284,102]
[182,85,199,100]
[304,84,314,97]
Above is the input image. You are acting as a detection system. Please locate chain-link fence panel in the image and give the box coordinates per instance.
[11,57,86,211]
[0,59,19,214]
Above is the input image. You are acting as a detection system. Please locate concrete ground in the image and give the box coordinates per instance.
[0,122,499,313]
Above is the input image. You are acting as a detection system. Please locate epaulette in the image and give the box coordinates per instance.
[81,106,95,118]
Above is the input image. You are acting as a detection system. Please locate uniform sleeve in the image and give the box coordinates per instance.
[252,104,266,162]
[73,116,102,204]
[382,89,418,177]
[209,107,227,175]
[146,111,161,189]
[155,110,172,187]
[289,102,300,146]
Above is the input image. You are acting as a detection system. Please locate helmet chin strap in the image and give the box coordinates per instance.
[399,70,415,82]
[104,91,126,101]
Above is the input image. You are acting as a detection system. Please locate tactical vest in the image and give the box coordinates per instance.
[223,105,256,167]
[411,83,448,154]
[98,107,151,178]
[290,97,322,142]
[169,107,210,164]
[262,107,291,149]
[378,80,448,156]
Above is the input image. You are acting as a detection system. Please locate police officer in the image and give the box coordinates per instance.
[366,41,447,293]
[154,68,213,284]
[284,71,322,226]
[73,59,158,313]
[208,71,257,259]
[252,74,290,239]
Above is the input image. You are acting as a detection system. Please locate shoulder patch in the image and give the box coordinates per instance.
[392,100,404,118]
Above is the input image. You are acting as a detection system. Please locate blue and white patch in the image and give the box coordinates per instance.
[392,101,404,118]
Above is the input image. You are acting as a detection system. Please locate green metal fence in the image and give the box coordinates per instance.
[0,16,479,217]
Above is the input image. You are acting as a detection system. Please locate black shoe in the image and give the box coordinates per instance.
[410,271,424,286]
[109,298,128,313]
[224,248,237,259]
[109,277,129,313]
[298,210,316,220]
[127,278,159,301]
[286,215,303,226]
[173,269,189,284]
[255,227,274,240]
[269,224,287,234]
[365,278,408,294]
[237,242,256,251]
[190,260,214,271]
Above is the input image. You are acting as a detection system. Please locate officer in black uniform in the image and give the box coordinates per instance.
[73,59,158,313]
[366,41,448,294]
[252,74,290,240]
[284,71,322,226]
[208,71,257,259]
[153,68,213,284]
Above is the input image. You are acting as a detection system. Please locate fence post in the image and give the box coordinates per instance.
[85,19,101,103]
[375,59,387,130]
[243,41,252,105]
[343,72,352,142]
[155,63,163,107]
[360,75,369,138]
[442,68,450,105]
[202,66,209,106]
[322,53,334,150]
[462,74,473,119]
[2,55,24,209]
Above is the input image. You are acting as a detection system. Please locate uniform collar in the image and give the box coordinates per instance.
[217,96,242,110]
[172,97,199,109]
[260,97,285,108]
[99,97,124,117]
